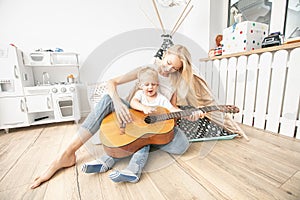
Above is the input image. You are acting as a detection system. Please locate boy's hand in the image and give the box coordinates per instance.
[142,106,156,114]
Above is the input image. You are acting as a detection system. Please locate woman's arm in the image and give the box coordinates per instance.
[106,66,143,97]
[170,92,178,108]
[171,91,204,121]
[106,66,143,124]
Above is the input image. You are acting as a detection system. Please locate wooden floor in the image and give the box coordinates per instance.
[0,121,300,200]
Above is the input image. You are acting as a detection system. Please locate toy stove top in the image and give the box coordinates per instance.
[50,82,78,94]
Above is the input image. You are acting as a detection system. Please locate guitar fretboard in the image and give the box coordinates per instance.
[145,105,220,124]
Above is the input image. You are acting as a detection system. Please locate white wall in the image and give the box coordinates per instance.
[0,0,212,115]
[0,0,156,63]
[0,0,289,70]
[269,0,287,34]
[0,0,289,115]
[0,0,212,65]
[208,0,228,49]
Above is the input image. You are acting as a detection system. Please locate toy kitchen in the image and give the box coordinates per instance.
[0,44,81,133]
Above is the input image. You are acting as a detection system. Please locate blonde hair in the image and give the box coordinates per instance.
[126,66,159,101]
[163,44,198,106]
[137,66,158,85]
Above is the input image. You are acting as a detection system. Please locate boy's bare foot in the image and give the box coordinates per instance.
[30,152,76,189]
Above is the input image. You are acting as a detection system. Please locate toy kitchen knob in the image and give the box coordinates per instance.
[52,88,58,93]
[69,87,75,92]
[60,87,67,93]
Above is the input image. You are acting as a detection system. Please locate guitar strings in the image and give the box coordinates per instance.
[147,105,235,123]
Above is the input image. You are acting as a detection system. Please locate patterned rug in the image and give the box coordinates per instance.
[177,106,238,142]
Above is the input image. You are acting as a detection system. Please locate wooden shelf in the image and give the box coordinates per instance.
[200,41,300,62]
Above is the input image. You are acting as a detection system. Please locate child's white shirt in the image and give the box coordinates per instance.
[133,90,174,111]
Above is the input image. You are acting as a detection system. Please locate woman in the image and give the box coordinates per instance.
[31,44,241,188]
[81,66,200,183]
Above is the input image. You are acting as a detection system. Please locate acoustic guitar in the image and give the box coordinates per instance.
[100,105,239,158]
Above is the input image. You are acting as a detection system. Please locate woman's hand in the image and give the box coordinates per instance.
[186,110,205,121]
[112,98,132,128]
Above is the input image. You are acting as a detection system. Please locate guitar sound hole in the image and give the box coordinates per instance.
[144,116,156,124]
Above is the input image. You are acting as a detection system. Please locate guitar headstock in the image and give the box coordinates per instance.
[218,105,240,113]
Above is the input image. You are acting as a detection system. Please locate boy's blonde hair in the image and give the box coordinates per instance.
[137,66,158,85]
[127,45,198,106]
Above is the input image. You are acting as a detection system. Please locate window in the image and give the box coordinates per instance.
[228,0,272,28]
[284,0,300,40]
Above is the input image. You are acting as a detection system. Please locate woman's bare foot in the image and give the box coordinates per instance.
[30,151,76,189]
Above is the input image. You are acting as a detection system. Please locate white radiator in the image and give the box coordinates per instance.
[200,47,300,139]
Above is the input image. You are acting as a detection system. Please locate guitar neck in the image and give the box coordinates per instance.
[174,105,220,118]
[148,105,220,123]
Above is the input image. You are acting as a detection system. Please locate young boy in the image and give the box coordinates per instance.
[82,67,181,183]
[130,67,180,114]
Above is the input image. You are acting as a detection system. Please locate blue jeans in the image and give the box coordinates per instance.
[81,95,189,175]
[82,94,118,134]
